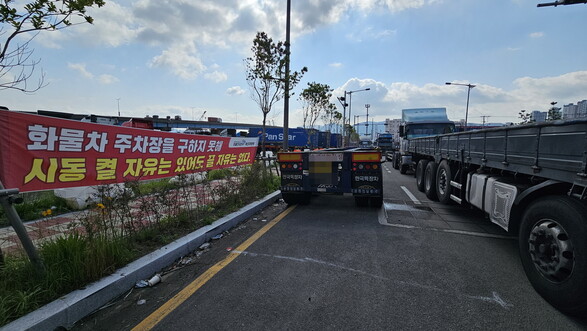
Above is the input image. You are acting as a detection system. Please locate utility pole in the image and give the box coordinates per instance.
[282,0,291,151]
[117,98,121,117]
[365,104,370,135]
[481,115,491,127]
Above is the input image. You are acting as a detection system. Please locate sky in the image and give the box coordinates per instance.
[2,0,587,131]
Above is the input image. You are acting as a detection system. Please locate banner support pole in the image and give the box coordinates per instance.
[0,181,45,274]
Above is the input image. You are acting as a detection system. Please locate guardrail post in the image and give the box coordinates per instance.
[0,181,45,274]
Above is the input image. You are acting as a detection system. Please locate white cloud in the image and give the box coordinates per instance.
[31,0,439,80]
[68,63,94,79]
[329,62,343,68]
[67,63,119,85]
[331,71,587,123]
[530,32,544,39]
[205,71,228,83]
[149,42,206,80]
[98,74,119,85]
[34,1,139,49]
[226,86,246,96]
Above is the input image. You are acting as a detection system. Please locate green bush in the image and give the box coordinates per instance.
[129,178,177,196]
[207,168,233,180]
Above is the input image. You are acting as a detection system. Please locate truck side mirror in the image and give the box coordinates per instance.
[399,125,405,137]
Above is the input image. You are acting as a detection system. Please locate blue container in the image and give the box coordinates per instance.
[248,127,309,147]
[330,133,342,148]
[318,131,331,148]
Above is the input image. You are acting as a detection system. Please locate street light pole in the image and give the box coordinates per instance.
[445,82,475,130]
[282,0,291,151]
[365,104,370,135]
[336,95,348,144]
[346,88,371,145]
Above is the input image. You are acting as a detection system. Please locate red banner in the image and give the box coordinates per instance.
[0,110,258,192]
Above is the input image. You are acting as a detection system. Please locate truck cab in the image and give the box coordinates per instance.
[393,108,455,173]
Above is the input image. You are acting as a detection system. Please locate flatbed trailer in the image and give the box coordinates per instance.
[407,119,587,315]
[277,148,383,207]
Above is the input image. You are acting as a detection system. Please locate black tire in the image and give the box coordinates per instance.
[424,161,438,201]
[355,196,369,207]
[436,160,453,204]
[299,192,312,205]
[282,192,311,205]
[393,154,400,170]
[370,196,383,208]
[416,159,429,192]
[281,192,299,205]
[400,164,408,174]
[519,196,587,316]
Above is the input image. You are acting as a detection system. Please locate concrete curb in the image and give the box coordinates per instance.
[2,191,281,331]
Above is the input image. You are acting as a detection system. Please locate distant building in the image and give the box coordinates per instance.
[563,103,578,119]
[562,100,587,119]
[531,110,547,122]
[578,100,587,118]
[385,118,401,138]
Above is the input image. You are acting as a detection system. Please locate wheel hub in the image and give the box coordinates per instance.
[528,220,574,283]
[438,169,447,195]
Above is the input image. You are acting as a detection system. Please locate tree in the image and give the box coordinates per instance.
[326,110,342,134]
[1,0,105,92]
[518,109,534,124]
[244,31,307,155]
[299,82,336,146]
[547,101,562,121]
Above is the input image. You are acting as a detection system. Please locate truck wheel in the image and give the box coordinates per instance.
[299,192,312,205]
[370,196,383,208]
[519,196,587,316]
[281,192,299,205]
[436,160,453,204]
[355,196,369,207]
[424,161,438,201]
[416,159,429,192]
[400,164,408,174]
[393,154,400,170]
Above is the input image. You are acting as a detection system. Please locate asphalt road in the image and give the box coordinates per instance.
[74,162,587,330]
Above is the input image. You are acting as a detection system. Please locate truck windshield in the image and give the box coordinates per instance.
[377,138,393,144]
[405,123,455,139]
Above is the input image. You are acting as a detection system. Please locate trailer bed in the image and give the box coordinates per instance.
[409,120,587,185]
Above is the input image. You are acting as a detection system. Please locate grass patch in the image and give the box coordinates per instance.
[0,162,279,326]
[207,168,233,180]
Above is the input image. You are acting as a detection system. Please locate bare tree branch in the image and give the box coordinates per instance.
[0,0,105,93]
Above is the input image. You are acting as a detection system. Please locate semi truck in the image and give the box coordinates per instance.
[407,119,587,316]
[391,108,455,173]
[375,133,395,154]
[277,148,383,207]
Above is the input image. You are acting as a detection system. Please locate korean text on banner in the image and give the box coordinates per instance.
[0,110,258,192]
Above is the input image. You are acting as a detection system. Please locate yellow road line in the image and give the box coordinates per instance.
[132,204,297,331]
